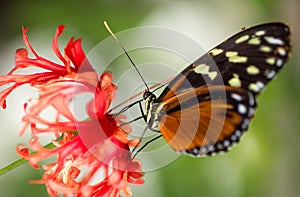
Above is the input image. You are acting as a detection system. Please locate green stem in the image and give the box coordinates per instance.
[0,157,27,176]
[0,136,63,176]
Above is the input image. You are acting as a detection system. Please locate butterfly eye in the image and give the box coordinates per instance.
[143,91,156,101]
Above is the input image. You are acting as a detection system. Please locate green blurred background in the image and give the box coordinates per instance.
[0,0,299,196]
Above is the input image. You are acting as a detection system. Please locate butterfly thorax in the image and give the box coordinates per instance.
[143,91,161,132]
[143,91,156,112]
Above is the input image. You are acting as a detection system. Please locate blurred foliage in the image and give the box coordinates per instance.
[0,0,299,197]
[0,0,154,44]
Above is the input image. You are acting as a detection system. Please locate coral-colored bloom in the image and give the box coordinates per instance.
[0,26,143,196]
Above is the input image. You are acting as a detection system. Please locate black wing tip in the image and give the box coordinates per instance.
[247,21,290,28]
[236,22,291,38]
[244,22,291,34]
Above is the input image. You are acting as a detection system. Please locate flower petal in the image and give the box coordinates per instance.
[22,26,39,58]
[52,25,67,66]
[64,38,94,72]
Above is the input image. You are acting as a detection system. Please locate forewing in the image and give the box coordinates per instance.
[157,22,291,102]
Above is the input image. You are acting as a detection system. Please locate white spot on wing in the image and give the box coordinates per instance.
[276,59,283,67]
[208,145,214,152]
[192,148,199,155]
[231,93,243,101]
[200,147,208,154]
[284,27,289,32]
[264,69,276,79]
[256,81,265,89]
[248,92,255,106]
[216,143,223,150]
[256,81,264,90]
[223,140,230,147]
[231,135,237,142]
[277,47,286,56]
[249,81,264,92]
[238,104,247,114]
[241,119,250,129]
[248,107,255,117]
[235,130,242,137]
[264,36,284,45]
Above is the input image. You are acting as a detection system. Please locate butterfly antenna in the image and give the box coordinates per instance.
[104,21,149,91]
[152,83,167,93]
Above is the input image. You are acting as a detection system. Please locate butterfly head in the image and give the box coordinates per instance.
[143,90,156,102]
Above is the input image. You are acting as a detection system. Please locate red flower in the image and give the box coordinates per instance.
[0,26,144,196]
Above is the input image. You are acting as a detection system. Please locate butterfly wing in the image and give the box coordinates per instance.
[152,22,291,156]
[156,22,291,102]
[155,85,256,156]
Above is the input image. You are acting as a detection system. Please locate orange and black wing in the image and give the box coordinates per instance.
[156,85,256,156]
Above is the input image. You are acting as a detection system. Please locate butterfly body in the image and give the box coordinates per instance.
[142,22,291,156]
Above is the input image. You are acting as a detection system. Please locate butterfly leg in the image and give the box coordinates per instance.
[112,99,143,117]
[120,115,144,126]
[132,133,162,159]
[113,99,147,125]
[138,100,147,122]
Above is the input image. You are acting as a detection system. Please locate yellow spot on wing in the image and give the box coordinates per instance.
[225,51,238,57]
[266,57,276,65]
[193,64,218,80]
[225,51,248,63]
[235,35,250,44]
[259,45,272,52]
[249,83,259,92]
[228,74,242,87]
[249,82,264,92]
[255,30,265,36]
[208,71,218,80]
[209,48,224,56]
[246,65,260,75]
[194,64,209,74]
[248,37,261,45]
[229,56,248,63]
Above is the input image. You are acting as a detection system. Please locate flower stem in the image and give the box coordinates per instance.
[0,157,27,176]
[0,136,63,176]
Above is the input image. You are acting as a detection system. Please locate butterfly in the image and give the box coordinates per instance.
[137,22,291,156]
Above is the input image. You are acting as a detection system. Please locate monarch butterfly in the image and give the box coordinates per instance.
[107,22,291,156]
